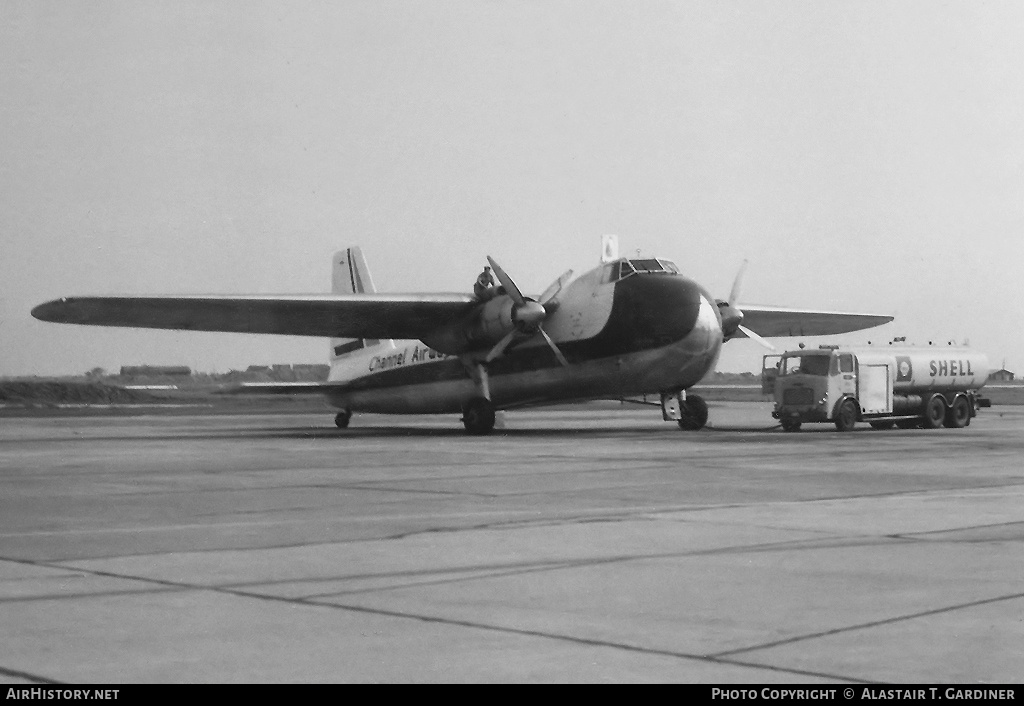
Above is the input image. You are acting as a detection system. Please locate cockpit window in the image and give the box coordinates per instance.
[627,259,680,274]
[604,259,637,283]
[629,259,664,273]
[604,258,678,283]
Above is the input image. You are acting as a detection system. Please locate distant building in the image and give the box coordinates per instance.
[989,368,1015,382]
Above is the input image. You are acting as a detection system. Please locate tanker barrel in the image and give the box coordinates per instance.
[886,349,989,392]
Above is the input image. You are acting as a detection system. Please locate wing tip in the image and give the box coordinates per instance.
[31,298,71,323]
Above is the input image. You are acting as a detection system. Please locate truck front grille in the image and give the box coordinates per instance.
[783,387,815,405]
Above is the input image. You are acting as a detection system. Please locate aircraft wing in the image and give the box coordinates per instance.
[737,305,893,338]
[30,294,476,339]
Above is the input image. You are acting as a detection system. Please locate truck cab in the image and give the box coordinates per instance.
[764,347,864,431]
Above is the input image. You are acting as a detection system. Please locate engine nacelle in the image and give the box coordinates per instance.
[420,295,517,355]
[473,295,517,343]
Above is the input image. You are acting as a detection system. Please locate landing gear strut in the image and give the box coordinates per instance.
[460,360,497,435]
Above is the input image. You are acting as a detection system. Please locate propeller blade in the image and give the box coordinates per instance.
[485,330,517,362]
[738,324,777,351]
[728,259,749,307]
[720,259,749,339]
[539,326,569,367]
[539,269,574,306]
[486,256,525,305]
[482,258,570,364]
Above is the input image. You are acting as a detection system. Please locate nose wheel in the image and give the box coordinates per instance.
[334,410,351,428]
[661,391,709,431]
[677,394,709,431]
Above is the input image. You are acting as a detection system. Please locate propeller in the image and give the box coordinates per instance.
[718,259,776,352]
[484,256,572,365]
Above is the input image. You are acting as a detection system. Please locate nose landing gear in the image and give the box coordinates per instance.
[678,395,709,431]
[661,391,709,431]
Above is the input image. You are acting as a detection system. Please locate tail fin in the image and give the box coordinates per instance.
[332,246,377,296]
[330,247,384,361]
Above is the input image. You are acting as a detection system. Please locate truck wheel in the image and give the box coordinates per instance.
[677,395,709,431]
[834,399,858,432]
[869,420,895,430]
[943,395,970,429]
[781,420,801,432]
[922,394,946,429]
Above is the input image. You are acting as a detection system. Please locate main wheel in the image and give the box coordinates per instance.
[944,395,970,428]
[922,394,946,429]
[462,397,496,435]
[869,420,895,430]
[834,399,858,432]
[334,410,351,429]
[677,394,709,431]
[781,419,801,432]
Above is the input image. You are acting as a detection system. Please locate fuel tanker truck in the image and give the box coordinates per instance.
[762,345,990,432]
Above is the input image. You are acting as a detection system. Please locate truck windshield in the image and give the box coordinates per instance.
[782,354,831,376]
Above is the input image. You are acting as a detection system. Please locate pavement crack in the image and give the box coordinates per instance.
[712,590,1024,659]
[293,596,871,683]
[0,555,867,682]
[0,586,186,605]
[0,665,63,684]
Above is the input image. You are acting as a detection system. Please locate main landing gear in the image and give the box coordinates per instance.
[460,359,498,435]
[462,396,496,435]
[334,410,351,429]
[661,391,709,431]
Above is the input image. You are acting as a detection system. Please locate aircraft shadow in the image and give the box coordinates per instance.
[31,423,902,444]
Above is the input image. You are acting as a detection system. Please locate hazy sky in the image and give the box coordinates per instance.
[3,1,1023,376]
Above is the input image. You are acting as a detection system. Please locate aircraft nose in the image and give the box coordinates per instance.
[675,278,724,350]
[599,274,721,352]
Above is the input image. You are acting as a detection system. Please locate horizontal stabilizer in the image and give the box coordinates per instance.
[32,294,475,340]
[736,305,893,338]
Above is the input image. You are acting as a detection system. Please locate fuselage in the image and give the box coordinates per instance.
[325,259,724,414]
